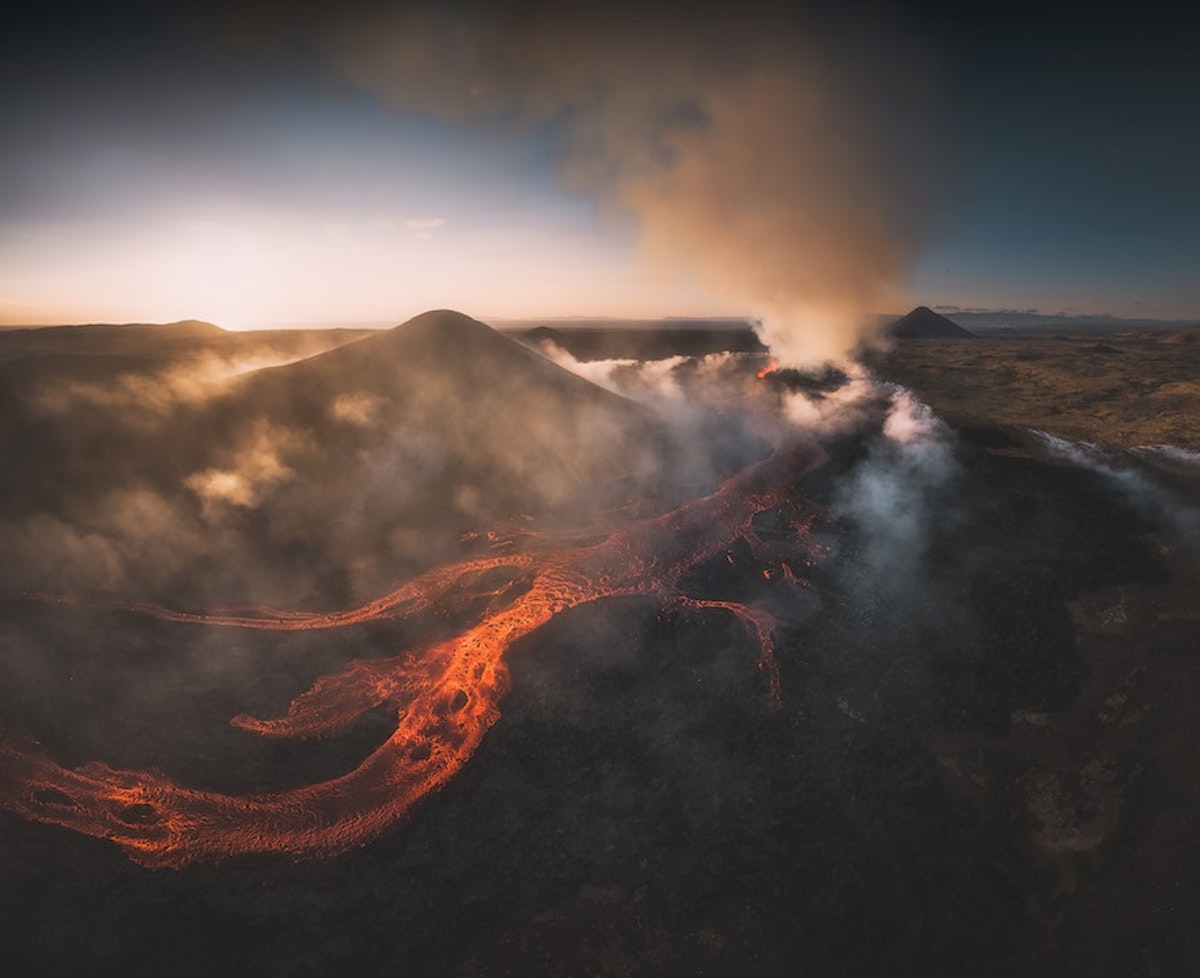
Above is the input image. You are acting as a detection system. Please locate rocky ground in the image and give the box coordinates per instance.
[1,321,1197,976]
[870,330,1200,976]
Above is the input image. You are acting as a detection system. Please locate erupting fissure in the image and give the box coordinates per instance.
[0,439,826,868]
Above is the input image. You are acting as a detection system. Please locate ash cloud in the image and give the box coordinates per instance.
[245,0,945,367]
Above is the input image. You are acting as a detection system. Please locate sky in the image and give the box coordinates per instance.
[2,0,1197,338]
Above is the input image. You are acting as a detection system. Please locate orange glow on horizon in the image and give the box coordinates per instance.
[0,205,753,330]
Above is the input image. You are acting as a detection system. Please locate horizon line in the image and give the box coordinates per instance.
[1,308,1196,332]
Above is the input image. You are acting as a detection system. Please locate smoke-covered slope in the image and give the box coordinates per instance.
[225,308,660,500]
[195,309,667,517]
[0,310,669,605]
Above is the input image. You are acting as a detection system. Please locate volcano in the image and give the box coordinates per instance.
[1,312,1197,978]
[889,306,977,339]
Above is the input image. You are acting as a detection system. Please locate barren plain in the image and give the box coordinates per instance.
[866,329,1200,449]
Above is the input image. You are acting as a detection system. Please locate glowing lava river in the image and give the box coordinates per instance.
[0,439,825,868]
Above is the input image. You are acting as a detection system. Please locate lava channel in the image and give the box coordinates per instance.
[0,438,826,868]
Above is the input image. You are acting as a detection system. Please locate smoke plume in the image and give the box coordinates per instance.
[267,1,944,366]
[832,387,961,583]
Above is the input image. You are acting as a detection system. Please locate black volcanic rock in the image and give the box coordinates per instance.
[890,306,977,339]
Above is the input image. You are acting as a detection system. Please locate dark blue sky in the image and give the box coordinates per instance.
[905,4,1199,318]
[2,0,1197,327]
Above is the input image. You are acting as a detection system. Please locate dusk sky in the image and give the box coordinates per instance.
[2,0,1197,333]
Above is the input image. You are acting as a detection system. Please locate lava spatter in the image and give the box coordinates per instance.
[0,438,826,868]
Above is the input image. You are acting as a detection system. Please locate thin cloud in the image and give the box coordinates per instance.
[404,217,446,238]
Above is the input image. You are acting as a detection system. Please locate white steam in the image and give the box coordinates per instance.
[1029,431,1200,544]
[832,387,960,580]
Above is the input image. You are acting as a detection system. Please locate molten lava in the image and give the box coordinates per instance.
[757,358,780,380]
[0,439,825,868]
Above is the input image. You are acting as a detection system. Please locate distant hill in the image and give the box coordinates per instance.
[0,320,222,355]
[890,306,977,339]
[0,318,372,366]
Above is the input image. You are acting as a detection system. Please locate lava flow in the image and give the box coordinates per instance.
[0,438,826,868]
